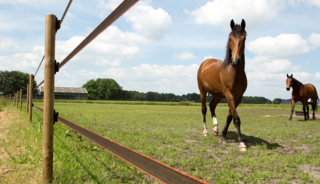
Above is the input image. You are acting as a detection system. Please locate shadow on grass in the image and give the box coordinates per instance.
[54,134,101,184]
[297,118,320,121]
[226,131,283,150]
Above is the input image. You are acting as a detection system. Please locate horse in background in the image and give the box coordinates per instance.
[197,19,247,152]
[286,74,319,120]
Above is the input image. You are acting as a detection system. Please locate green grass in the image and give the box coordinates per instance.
[32,99,304,111]
[2,99,320,183]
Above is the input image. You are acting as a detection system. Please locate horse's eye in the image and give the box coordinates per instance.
[229,39,231,42]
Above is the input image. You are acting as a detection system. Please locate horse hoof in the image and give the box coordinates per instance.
[203,133,208,137]
[288,119,292,121]
[239,147,247,152]
[212,130,218,136]
[239,142,247,152]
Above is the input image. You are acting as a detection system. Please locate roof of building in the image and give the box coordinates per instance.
[39,87,88,94]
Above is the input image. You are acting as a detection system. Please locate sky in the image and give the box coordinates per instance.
[0,0,320,100]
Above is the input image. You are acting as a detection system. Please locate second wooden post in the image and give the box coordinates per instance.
[20,89,22,111]
[28,74,33,122]
[43,13,56,183]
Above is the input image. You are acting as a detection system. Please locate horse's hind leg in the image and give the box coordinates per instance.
[312,97,317,119]
[209,96,222,136]
[306,104,310,120]
[303,105,307,121]
[200,91,208,136]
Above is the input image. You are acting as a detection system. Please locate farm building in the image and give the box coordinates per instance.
[38,87,88,100]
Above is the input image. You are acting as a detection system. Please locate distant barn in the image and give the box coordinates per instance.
[39,87,88,100]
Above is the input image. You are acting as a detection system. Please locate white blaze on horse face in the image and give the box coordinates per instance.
[213,116,218,132]
[203,122,208,134]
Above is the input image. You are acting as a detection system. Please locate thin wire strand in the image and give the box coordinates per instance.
[60,0,73,27]
[58,0,139,69]
[34,55,45,77]
[34,0,73,78]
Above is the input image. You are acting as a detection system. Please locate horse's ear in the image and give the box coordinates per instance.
[291,74,293,77]
[230,19,235,30]
[287,74,289,77]
[241,19,246,30]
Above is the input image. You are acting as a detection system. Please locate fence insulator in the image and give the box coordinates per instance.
[54,60,59,74]
[53,110,58,124]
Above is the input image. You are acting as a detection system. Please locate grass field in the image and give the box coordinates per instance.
[1,99,320,183]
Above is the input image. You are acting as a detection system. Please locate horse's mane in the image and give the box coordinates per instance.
[291,77,304,89]
[223,25,247,67]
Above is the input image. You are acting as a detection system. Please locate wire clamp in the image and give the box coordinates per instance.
[54,110,59,124]
[56,18,61,31]
[55,60,60,74]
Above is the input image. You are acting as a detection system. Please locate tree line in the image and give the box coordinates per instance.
[0,70,38,96]
[82,78,290,104]
[0,72,290,104]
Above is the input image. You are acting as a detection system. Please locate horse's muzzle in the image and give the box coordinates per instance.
[286,87,290,91]
[232,58,241,67]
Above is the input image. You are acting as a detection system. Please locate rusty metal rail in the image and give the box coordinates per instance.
[32,104,208,184]
[58,0,139,69]
[34,80,44,91]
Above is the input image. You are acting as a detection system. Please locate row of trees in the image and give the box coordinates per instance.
[0,72,289,104]
[82,78,290,103]
[0,70,38,96]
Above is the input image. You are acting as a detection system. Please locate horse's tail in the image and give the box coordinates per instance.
[312,88,319,112]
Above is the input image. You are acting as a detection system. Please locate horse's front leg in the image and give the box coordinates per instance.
[289,100,296,121]
[225,91,247,152]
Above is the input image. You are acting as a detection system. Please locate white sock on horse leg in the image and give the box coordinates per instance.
[213,116,218,132]
[203,122,208,134]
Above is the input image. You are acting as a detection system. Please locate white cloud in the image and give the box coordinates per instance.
[246,56,300,73]
[0,36,19,50]
[55,25,148,67]
[99,0,172,40]
[0,45,43,72]
[247,34,310,59]
[287,0,320,7]
[173,50,196,60]
[95,58,121,66]
[54,64,200,94]
[190,0,283,31]
[0,0,63,4]
[315,72,320,81]
[308,33,320,50]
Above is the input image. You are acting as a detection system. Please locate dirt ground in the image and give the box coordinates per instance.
[0,109,12,176]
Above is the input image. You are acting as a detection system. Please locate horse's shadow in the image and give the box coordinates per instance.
[225,131,283,150]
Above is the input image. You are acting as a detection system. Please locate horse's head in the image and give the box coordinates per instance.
[229,19,246,67]
[286,74,293,91]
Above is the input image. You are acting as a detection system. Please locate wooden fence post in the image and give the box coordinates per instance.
[27,84,29,113]
[16,92,19,108]
[9,94,11,105]
[20,89,22,111]
[43,13,56,183]
[28,74,33,122]
[14,92,16,107]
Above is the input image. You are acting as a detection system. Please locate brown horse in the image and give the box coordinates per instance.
[286,74,319,120]
[197,19,247,152]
